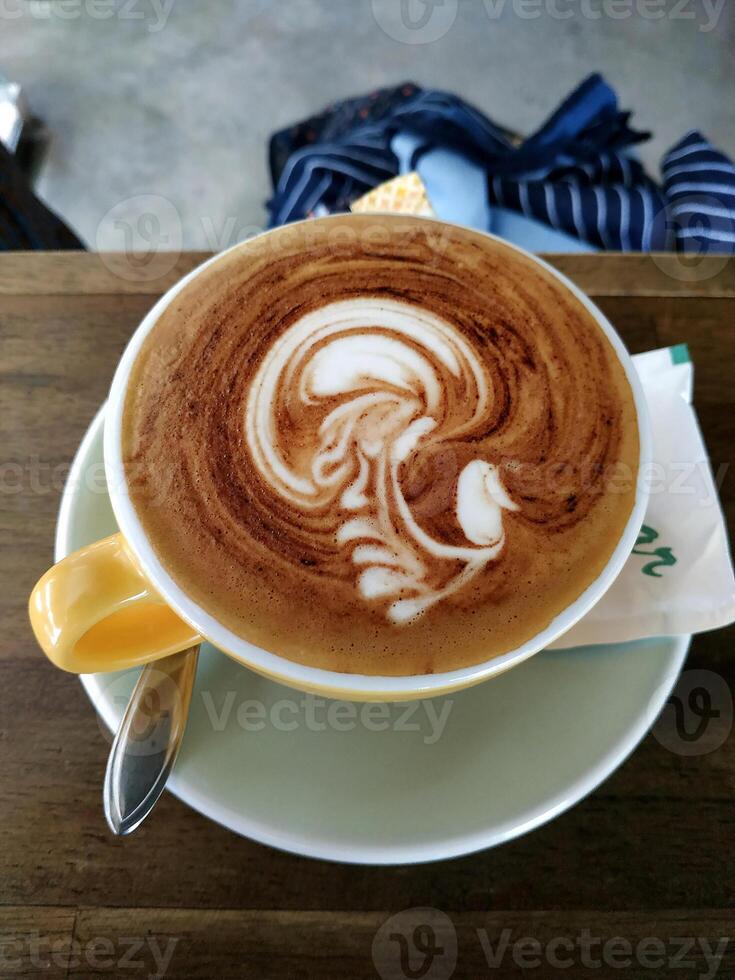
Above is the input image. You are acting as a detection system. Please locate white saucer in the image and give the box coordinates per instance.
[58,407,689,865]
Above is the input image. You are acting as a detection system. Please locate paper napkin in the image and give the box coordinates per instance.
[551,345,735,648]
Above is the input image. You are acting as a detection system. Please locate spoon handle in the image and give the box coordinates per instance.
[103,645,200,835]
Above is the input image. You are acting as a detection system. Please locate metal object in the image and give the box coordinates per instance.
[104,645,200,836]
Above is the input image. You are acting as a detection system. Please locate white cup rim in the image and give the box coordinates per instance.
[104,214,652,700]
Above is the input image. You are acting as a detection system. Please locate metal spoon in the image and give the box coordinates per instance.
[103,645,200,835]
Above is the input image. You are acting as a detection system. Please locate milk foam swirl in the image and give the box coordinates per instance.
[123,215,639,676]
[246,299,519,623]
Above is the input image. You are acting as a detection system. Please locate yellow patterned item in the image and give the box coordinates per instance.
[350,172,436,217]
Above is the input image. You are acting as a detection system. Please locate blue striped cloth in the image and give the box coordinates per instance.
[267,75,735,255]
[662,131,735,253]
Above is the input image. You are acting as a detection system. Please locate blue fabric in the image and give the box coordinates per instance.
[661,131,735,253]
[393,131,594,252]
[267,75,735,256]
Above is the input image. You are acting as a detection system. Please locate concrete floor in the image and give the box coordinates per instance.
[3,0,735,249]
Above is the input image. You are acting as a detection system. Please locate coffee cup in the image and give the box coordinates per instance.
[30,215,651,701]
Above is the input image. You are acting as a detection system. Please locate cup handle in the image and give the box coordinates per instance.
[29,533,202,674]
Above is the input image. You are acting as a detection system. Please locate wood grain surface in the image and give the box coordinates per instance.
[1,253,733,979]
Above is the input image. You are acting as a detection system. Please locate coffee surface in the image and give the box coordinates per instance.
[123,215,639,675]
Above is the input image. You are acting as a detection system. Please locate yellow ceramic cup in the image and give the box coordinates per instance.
[30,533,200,675]
[29,217,651,701]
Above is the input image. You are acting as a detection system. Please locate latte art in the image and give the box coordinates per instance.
[246,298,519,623]
[123,215,639,676]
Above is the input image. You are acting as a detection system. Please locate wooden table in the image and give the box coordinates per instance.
[1,253,734,979]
